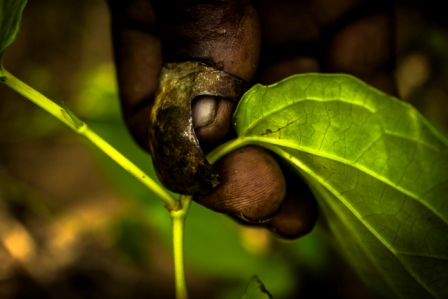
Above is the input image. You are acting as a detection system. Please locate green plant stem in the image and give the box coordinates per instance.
[166,141,248,299]
[3,68,250,299]
[1,69,180,210]
[170,195,192,299]
[206,137,248,164]
[1,69,78,130]
[82,128,179,210]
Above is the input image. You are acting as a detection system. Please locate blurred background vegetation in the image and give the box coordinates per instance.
[0,1,447,298]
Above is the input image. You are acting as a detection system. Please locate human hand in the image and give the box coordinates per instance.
[106,0,396,238]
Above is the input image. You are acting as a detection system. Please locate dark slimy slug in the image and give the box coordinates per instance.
[149,61,247,195]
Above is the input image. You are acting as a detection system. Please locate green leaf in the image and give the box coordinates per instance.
[0,0,27,67]
[234,74,448,299]
[241,276,272,299]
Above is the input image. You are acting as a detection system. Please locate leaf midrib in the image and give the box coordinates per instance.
[268,144,438,298]
[247,138,448,226]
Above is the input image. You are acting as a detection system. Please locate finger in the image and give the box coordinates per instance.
[106,0,162,150]
[223,164,319,239]
[195,146,286,222]
[266,167,318,239]
[323,2,398,95]
[254,0,397,97]
[255,0,321,84]
[152,0,260,81]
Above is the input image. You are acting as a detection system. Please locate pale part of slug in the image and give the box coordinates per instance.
[149,61,247,195]
[192,96,218,129]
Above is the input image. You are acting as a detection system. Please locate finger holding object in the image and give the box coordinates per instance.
[149,61,247,195]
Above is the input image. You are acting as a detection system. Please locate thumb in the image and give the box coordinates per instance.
[149,0,261,195]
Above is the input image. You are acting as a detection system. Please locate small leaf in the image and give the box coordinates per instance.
[234,74,448,298]
[0,0,28,65]
[61,101,84,128]
[241,276,272,299]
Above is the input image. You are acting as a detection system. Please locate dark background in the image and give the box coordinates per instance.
[0,1,447,298]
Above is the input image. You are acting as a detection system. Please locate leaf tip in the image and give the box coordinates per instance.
[241,276,273,299]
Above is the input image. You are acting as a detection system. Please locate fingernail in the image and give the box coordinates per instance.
[192,96,218,129]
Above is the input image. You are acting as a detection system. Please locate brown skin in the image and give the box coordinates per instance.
[106,0,397,239]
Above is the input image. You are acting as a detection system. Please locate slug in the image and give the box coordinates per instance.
[149,61,247,195]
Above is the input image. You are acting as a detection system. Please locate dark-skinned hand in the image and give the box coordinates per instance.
[106,0,397,239]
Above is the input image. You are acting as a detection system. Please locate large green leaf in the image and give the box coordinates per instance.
[233,74,448,298]
[0,0,27,68]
